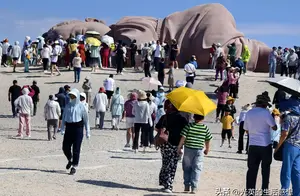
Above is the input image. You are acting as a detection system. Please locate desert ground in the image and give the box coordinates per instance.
[0,66,282,196]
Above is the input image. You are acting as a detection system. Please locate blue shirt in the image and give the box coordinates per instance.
[190,60,198,69]
[282,114,300,148]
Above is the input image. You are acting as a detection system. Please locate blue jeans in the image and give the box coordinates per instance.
[269,60,276,78]
[182,147,204,189]
[280,142,300,196]
[24,58,29,72]
[74,67,81,82]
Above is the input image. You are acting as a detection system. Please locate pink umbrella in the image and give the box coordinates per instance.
[142,77,162,89]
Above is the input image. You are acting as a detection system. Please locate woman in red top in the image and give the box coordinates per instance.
[64,44,70,68]
[77,41,86,66]
[100,43,110,68]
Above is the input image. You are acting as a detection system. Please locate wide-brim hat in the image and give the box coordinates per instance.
[137,90,147,100]
[254,94,272,107]
[272,108,280,115]
[227,96,235,102]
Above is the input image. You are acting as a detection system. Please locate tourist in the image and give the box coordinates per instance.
[14,88,33,138]
[104,74,115,108]
[61,88,90,175]
[115,41,125,75]
[213,43,224,69]
[170,39,179,69]
[44,94,61,141]
[10,41,21,73]
[73,52,82,83]
[272,89,286,109]
[82,76,92,106]
[227,43,236,66]
[55,87,66,132]
[228,67,239,99]
[80,93,89,113]
[224,96,237,140]
[287,48,298,79]
[156,100,188,193]
[184,60,196,84]
[64,85,71,105]
[142,43,152,77]
[146,92,157,147]
[93,87,108,129]
[100,43,110,69]
[31,80,40,116]
[77,40,86,67]
[110,87,124,130]
[68,38,77,69]
[41,44,51,72]
[153,40,162,72]
[154,87,166,124]
[123,92,137,147]
[241,45,251,73]
[237,104,250,154]
[166,63,174,91]
[1,39,10,67]
[177,114,212,194]
[158,58,166,87]
[209,43,216,68]
[271,109,281,149]
[268,46,278,78]
[280,48,289,77]
[215,54,226,81]
[243,93,277,194]
[278,110,300,196]
[132,90,152,153]
[50,41,62,76]
[130,40,138,70]
[189,55,198,69]
[220,109,234,148]
[23,45,31,72]
[8,80,21,117]
[89,43,100,72]
[215,85,228,122]
[234,57,245,75]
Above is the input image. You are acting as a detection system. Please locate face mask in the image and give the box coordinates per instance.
[70,99,76,104]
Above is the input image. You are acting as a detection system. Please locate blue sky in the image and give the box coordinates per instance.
[1,0,299,47]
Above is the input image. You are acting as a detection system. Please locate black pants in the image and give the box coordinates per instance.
[144,62,151,77]
[238,121,249,152]
[116,58,124,73]
[280,63,288,77]
[149,125,154,145]
[246,145,272,194]
[158,75,164,87]
[216,104,225,118]
[33,101,37,116]
[62,122,84,166]
[186,76,194,84]
[230,56,236,66]
[154,57,160,71]
[288,66,297,78]
[133,123,148,149]
[2,54,8,65]
[229,84,237,98]
[130,54,136,67]
[11,100,16,117]
[42,58,49,71]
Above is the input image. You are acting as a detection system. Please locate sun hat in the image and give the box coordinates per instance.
[227,96,235,102]
[272,108,280,115]
[99,87,105,93]
[159,86,165,91]
[137,90,147,100]
[254,94,272,107]
[216,43,221,47]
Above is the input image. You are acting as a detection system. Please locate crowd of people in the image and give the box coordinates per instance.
[2,34,300,195]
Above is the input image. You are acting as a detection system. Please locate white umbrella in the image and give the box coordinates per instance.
[142,77,162,89]
[85,31,100,35]
[267,77,300,97]
[101,35,114,46]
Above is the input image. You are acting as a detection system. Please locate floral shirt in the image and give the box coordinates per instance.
[282,114,300,148]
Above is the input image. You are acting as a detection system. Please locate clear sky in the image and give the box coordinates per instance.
[1,0,299,47]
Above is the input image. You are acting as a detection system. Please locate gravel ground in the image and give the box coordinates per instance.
[0,66,282,196]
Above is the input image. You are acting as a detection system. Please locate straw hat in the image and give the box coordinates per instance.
[227,96,235,102]
[137,90,147,100]
[272,108,280,115]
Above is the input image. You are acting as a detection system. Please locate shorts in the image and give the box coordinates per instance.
[12,57,19,61]
[221,129,232,139]
[106,90,114,99]
[169,54,177,61]
[126,117,134,129]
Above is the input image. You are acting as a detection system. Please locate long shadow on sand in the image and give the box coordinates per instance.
[77,180,159,192]
[110,156,160,161]
[205,92,217,100]
[0,167,67,175]
[8,137,48,141]
[115,79,141,82]
[0,115,14,118]
[44,81,74,84]
[206,155,247,161]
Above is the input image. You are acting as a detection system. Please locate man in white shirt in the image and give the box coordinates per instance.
[243,93,277,194]
[41,44,51,72]
[213,43,224,69]
[51,41,62,76]
[184,61,196,84]
[1,39,10,67]
[153,40,162,71]
[14,88,33,138]
[44,94,61,140]
[93,87,108,129]
[103,74,115,108]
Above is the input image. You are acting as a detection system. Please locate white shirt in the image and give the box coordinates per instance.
[154,45,162,58]
[243,107,276,147]
[214,47,224,58]
[132,101,152,126]
[184,63,196,77]
[51,45,62,63]
[14,89,33,115]
[44,100,61,120]
[122,47,127,58]
[103,78,115,91]
[93,93,108,112]
[41,47,51,59]
[72,57,82,68]
[1,43,10,55]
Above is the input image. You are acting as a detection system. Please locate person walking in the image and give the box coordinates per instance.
[184,60,196,84]
[10,41,22,73]
[44,95,61,141]
[170,39,179,69]
[82,76,92,107]
[123,92,137,147]
[8,80,21,118]
[31,80,40,116]
[73,52,82,83]
[61,88,90,175]
[243,94,277,195]
[268,47,278,78]
[103,74,115,108]
[50,41,62,76]
[14,88,33,138]
[286,48,298,79]
[55,87,66,132]
[177,114,212,194]
[237,104,251,154]
[93,87,108,129]
[241,45,251,73]
[115,42,125,75]
[146,93,157,147]
[1,39,10,67]
[110,87,124,130]
[41,44,51,72]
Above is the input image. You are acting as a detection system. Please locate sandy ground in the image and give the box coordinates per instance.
[0,66,283,196]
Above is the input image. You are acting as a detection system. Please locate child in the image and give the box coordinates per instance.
[166,63,174,91]
[72,53,82,83]
[82,76,92,107]
[271,108,281,149]
[214,85,229,122]
[220,109,234,148]
[177,114,212,194]
[225,96,237,140]
[80,93,89,113]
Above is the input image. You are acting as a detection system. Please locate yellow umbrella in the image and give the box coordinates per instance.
[166,87,216,116]
[85,37,101,46]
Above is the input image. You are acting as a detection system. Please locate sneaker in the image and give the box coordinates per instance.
[229,145,232,148]
[163,189,172,193]
[15,134,23,138]
[26,135,31,138]
[184,185,191,192]
[57,73,61,76]
[220,144,223,147]
[236,151,242,154]
[142,147,146,153]
[124,144,130,148]
[191,188,198,194]
[57,129,61,133]
[231,137,237,141]
[66,161,72,170]
[69,167,76,175]
[134,149,138,153]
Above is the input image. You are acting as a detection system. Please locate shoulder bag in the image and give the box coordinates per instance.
[154,115,169,149]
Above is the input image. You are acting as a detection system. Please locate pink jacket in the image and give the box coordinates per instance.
[228,73,239,85]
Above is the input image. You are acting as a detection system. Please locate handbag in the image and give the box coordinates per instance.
[274,125,297,161]
[154,115,169,149]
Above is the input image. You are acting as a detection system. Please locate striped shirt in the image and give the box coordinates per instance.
[181,123,212,149]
